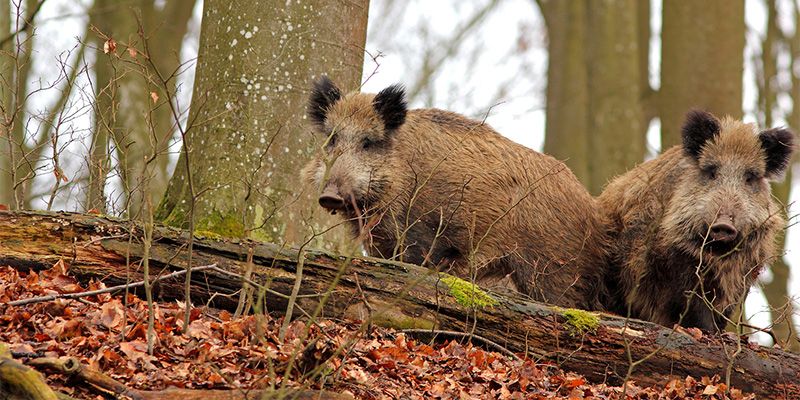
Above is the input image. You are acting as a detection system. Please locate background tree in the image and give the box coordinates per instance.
[0,0,11,207]
[659,0,745,147]
[756,0,799,351]
[156,0,369,249]
[539,0,645,194]
[0,0,40,209]
[86,0,198,215]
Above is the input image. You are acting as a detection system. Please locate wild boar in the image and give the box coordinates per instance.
[598,110,794,331]
[302,76,609,309]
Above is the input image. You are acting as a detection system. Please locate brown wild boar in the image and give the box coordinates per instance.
[598,110,794,331]
[302,76,609,309]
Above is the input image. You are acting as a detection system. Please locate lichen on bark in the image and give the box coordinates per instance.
[156,0,369,250]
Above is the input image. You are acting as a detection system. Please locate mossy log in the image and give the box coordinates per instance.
[27,356,352,400]
[0,343,59,400]
[1,210,799,398]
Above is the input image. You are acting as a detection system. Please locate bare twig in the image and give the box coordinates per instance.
[0,0,46,47]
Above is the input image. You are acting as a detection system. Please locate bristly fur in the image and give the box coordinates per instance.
[598,112,795,332]
[759,127,795,178]
[307,76,342,128]
[682,109,721,159]
[372,84,407,131]
[302,79,611,311]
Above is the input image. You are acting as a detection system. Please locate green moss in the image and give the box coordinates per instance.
[195,210,245,238]
[440,274,498,309]
[159,205,186,228]
[193,230,223,240]
[561,308,600,336]
[373,313,436,330]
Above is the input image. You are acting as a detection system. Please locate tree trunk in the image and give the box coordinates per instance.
[539,0,645,194]
[87,0,197,215]
[0,0,37,210]
[540,0,590,186]
[1,210,799,398]
[155,0,369,252]
[0,0,12,207]
[585,0,645,194]
[756,0,798,352]
[660,0,745,147]
[764,174,799,351]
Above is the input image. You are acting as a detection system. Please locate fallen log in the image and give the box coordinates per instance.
[0,210,799,398]
[27,356,353,400]
[0,343,60,400]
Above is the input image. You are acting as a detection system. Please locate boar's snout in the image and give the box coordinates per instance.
[709,214,738,244]
[318,183,347,212]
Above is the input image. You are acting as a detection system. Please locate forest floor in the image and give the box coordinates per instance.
[0,262,756,400]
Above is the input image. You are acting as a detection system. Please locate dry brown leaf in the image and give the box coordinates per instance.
[103,38,117,54]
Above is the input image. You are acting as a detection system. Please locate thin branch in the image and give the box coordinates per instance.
[0,0,46,47]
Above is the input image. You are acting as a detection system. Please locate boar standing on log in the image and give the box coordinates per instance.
[598,110,794,331]
[302,77,609,309]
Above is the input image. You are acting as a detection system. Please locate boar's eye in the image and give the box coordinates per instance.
[745,170,761,185]
[361,138,378,150]
[701,164,718,180]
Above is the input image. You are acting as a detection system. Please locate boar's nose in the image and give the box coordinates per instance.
[318,184,347,211]
[709,221,738,243]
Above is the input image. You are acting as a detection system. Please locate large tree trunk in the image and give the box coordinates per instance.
[660,0,745,148]
[1,210,799,398]
[539,0,645,194]
[155,0,369,251]
[584,0,645,194]
[540,0,590,186]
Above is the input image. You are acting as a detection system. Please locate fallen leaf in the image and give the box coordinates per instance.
[103,38,117,54]
[150,91,159,104]
[128,47,137,58]
[702,384,718,395]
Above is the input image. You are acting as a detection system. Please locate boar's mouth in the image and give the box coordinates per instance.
[694,227,740,256]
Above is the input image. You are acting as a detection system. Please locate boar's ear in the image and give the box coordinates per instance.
[682,109,721,160]
[373,84,407,132]
[307,76,342,128]
[759,127,795,179]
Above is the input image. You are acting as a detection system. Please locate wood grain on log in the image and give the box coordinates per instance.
[1,210,799,398]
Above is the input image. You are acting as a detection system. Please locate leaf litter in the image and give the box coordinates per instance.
[0,263,755,399]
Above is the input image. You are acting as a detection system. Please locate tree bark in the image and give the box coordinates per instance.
[27,356,352,400]
[540,0,590,186]
[1,210,799,398]
[0,0,39,210]
[0,0,12,207]
[87,0,198,215]
[155,0,369,251]
[0,344,59,400]
[539,0,645,194]
[759,0,798,351]
[660,0,745,148]
[585,0,645,194]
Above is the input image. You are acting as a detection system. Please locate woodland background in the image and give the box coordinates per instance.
[1,0,798,352]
